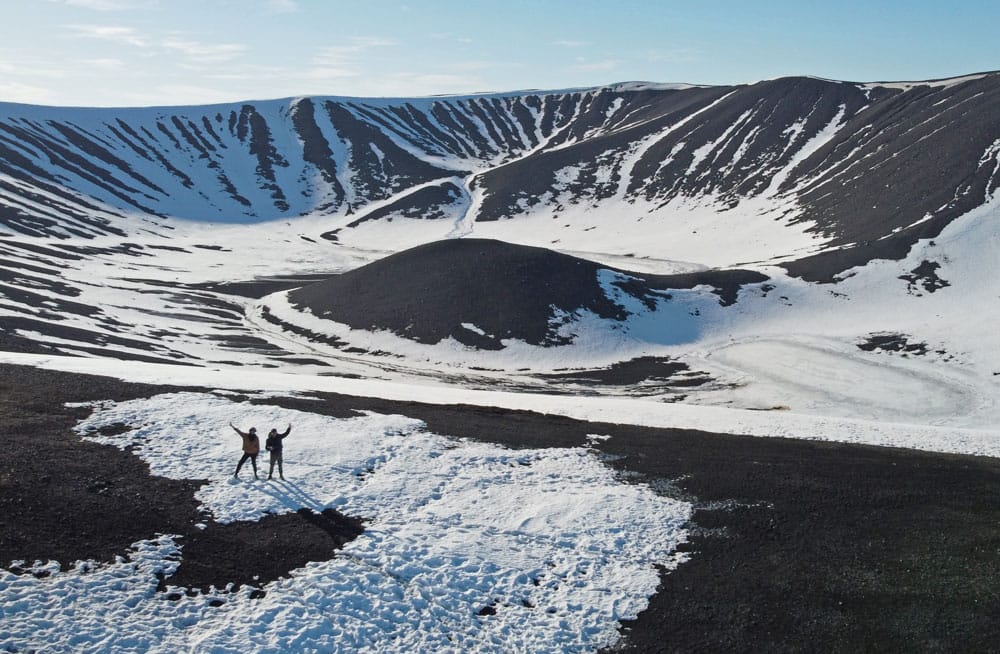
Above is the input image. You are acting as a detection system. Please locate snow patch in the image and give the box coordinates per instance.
[0,392,693,652]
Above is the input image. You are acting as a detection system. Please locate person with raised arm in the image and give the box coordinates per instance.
[230,423,261,480]
[265,424,292,480]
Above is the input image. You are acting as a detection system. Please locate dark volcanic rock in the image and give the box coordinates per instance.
[161,508,365,595]
[899,259,951,294]
[541,356,712,387]
[286,239,699,349]
[0,364,366,595]
[857,332,931,356]
[3,365,1000,649]
[644,267,769,307]
[285,238,767,349]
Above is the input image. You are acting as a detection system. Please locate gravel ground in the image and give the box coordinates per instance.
[2,363,999,652]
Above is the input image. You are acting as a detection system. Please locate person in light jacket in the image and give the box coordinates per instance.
[230,423,260,480]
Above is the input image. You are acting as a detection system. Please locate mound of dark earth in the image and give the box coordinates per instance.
[285,238,767,349]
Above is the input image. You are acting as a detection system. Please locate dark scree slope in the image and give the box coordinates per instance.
[288,239,631,349]
[286,238,766,350]
[5,74,999,280]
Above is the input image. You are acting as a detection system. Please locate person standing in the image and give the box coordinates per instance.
[230,423,261,480]
[265,424,292,480]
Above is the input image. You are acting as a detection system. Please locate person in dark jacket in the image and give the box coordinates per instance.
[230,423,260,479]
[265,424,292,480]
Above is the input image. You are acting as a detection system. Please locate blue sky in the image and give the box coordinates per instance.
[1,0,997,106]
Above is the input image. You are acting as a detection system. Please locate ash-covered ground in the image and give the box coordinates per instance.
[3,363,999,652]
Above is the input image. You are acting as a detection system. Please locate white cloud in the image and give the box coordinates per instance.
[646,47,700,64]
[265,0,299,13]
[64,26,247,63]
[298,66,361,81]
[117,83,242,107]
[406,73,486,92]
[64,24,150,47]
[313,36,395,65]
[0,54,71,81]
[570,58,621,73]
[202,71,257,81]
[80,57,127,69]
[49,0,151,10]
[0,81,57,104]
[161,38,248,62]
[303,37,395,81]
[345,71,489,98]
[445,60,495,73]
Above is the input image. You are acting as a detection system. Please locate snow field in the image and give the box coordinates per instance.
[5,144,997,432]
[696,336,980,423]
[677,195,1000,426]
[0,392,691,653]
[4,350,999,458]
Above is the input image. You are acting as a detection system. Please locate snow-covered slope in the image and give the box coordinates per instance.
[3,74,999,278]
[0,72,998,429]
[2,72,1000,654]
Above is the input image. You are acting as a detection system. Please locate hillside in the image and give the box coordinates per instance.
[2,72,1000,653]
[0,73,997,409]
[282,238,766,349]
[2,74,999,280]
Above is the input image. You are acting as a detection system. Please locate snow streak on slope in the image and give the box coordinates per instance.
[1,392,689,653]
[0,91,619,237]
[4,74,1000,280]
[0,223,376,368]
